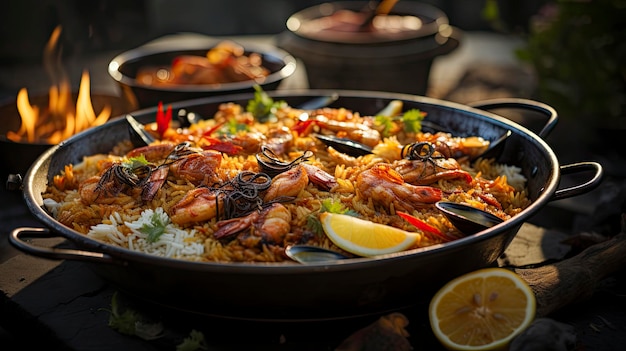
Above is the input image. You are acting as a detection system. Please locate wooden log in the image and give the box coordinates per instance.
[514,227,626,317]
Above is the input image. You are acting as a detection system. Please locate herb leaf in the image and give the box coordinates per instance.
[107,291,141,336]
[124,155,150,169]
[374,115,395,138]
[246,85,285,123]
[140,210,169,243]
[306,215,324,236]
[106,292,164,340]
[218,117,250,135]
[320,198,353,215]
[176,330,208,351]
[306,199,358,235]
[401,109,427,133]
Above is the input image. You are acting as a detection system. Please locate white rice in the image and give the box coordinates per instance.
[494,164,527,191]
[87,207,205,258]
[43,198,60,217]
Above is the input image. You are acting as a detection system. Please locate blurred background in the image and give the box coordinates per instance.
[0,0,542,63]
[0,0,624,183]
[1,0,623,127]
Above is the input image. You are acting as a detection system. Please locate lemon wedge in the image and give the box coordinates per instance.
[320,212,421,257]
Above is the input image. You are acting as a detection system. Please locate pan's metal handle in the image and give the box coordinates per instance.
[10,227,120,264]
[468,98,558,139]
[552,161,604,201]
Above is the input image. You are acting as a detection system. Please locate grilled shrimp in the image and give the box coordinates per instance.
[313,115,381,147]
[356,164,442,212]
[416,132,490,160]
[300,163,338,191]
[213,203,292,247]
[79,175,120,204]
[263,164,310,202]
[126,143,176,162]
[392,157,472,185]
[130,142,223,201]
[169,187,224,225]
[262,162,338,202]
[169,150,222,185]
[128,142,222,185]
[223,126,294,156]
[79,161,151,204]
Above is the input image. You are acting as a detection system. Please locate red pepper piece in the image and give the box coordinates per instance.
[396,211,450,242]
[200,136,243,155]
[156,102,172,138]
[201,122,225,137]
[476,192,502,210]
[292,119,318,135]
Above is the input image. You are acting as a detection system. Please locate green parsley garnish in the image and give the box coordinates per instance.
[306,199,357,235]
[218,117,250,135]
[374,115,395,137]
[105,292,164,340]
[320,198,357,215]
[107,291,141,336]
[246,85,285,123]
[373,108,427,137]
[140,210,169,243]
[123,155,150,169]
[176,329,209,351]
[306,215,324,236]
[401,109,427,133]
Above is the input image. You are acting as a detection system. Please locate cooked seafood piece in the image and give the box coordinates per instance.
[213,203,292,247]
[169,187,223,225]
[356,164,443,212]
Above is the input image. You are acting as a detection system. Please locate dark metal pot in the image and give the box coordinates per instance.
[276,1,461,95]
[108,35,297,109]
[9,90,602,321]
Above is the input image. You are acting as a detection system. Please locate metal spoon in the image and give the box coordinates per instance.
[314,134,374,157]
[126,114,155,146]
[435,201,504,234]
[285,244,350,263]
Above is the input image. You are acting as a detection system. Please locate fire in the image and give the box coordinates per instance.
[6,26,112,144]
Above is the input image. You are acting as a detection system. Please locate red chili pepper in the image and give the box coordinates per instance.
[205,143,242,155]
[396,211,450,242]
[292,119,318,135]
[476,192,502,210]
[201,122,225,137]
[200,136,243,155]
[156,101,172,138]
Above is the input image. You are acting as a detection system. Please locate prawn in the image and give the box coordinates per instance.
[393,141,472,185]
[263,164,310,202]
[169,187,224,225]
[356,164,442,212]
[392,158,472,185]
[213,203,292,247]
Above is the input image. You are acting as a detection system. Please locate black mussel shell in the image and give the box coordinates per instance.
[436,201,504,234]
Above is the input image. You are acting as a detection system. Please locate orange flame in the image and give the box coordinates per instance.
[6,25,112,144]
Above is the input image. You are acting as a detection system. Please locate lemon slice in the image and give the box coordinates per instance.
[320,212,420,257]
[429,267,536,351]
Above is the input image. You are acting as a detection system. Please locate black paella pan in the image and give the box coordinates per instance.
[9,90,602,321]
